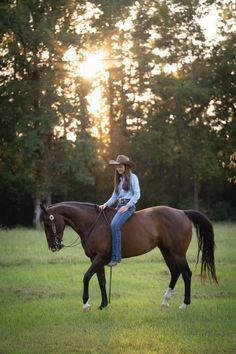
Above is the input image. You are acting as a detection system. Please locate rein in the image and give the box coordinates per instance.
[49,207,110,249]
[84,207,110,240]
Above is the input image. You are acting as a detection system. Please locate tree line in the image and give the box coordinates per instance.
[0,0,235,227]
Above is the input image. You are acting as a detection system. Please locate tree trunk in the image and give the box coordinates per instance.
[108,68,117,156]
[34,193,52,229]
[34,198,41,229]
[193,178,199,210]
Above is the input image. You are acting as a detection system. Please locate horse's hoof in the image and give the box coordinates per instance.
[98,302,108,310]
[161,299,170,308]
[179,303,188,310]
[98,304,107,310]
[164,287,172,300]
[83,303,91,312]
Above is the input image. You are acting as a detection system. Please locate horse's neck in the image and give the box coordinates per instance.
[62,204,97,238]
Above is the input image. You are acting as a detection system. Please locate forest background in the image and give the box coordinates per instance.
[0,0,235,228]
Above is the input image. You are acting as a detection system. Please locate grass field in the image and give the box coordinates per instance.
[0,223,236,354]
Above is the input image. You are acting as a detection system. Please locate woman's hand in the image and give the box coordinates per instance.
[100,204,107,210]
[118,205,129,213]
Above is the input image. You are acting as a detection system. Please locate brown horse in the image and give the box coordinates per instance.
[40,202,218,311]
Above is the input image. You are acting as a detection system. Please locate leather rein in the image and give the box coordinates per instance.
[48,207,110,251]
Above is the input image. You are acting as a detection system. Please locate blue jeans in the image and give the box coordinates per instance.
[110,200,136,261]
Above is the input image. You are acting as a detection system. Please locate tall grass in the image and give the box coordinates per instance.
[0,224,236,354]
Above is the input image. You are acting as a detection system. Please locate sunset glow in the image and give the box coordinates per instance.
[78,53,105,78]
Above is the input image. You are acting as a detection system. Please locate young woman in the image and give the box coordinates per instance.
[100,155,140,267]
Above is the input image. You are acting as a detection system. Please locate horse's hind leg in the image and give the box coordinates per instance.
[159,246,181,307]
[175,256,192,310]
[162,262,181,307]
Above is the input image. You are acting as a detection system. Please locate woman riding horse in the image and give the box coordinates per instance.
[100,155,140,267]
[40,201,218,311]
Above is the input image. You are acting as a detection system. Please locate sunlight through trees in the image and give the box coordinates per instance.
[0,0,235,226]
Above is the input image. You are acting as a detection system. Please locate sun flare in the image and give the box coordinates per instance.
[79,53,105,78]
[63,48,106,79]
[63,47,77,62]
[62,48,109,140]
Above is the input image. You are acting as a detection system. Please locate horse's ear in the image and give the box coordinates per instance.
[40,203,48,214]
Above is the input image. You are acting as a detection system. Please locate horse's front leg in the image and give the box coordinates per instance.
[96,266,108,310]
[82,255,105,311]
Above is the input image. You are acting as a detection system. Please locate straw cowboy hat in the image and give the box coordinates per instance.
[109,155,135,168]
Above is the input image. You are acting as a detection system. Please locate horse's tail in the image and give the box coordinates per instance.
[184,210,218,284]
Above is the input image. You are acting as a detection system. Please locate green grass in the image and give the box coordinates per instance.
[0,224,236,354]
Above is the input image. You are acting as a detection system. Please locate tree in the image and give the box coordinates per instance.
[130,0,218,209]
[1,0,235,226]
[0,0,98,227]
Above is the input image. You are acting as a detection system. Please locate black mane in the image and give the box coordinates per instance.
[47,201,115,217]
[48,201,97,209]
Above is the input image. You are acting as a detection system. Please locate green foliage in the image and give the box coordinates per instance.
[0,0,98,209]
[0,0,235,225]
[226,152,236,184]
[213,201,235,221]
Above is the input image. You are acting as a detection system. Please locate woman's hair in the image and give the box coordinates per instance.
[114,165,131,193]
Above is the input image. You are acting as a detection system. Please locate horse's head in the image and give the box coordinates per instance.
[40,203,65,252]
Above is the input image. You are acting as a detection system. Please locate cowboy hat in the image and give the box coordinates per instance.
[109,155,135,168]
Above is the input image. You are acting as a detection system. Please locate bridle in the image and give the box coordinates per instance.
[48,207,110,252]
[48,214,64,251]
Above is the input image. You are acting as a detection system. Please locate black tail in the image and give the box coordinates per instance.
[184,210,218,284]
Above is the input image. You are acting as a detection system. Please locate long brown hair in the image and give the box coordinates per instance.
[114,165,131,193]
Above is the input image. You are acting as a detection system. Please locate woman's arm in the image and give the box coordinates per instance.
[127,174,140,207]
[103,191,118,208]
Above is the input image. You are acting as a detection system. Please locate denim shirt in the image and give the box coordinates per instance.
[105,173,140,208]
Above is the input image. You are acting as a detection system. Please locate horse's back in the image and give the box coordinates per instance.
[122,206,192,258]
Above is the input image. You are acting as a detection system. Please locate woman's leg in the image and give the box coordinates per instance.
[110,206,135,262]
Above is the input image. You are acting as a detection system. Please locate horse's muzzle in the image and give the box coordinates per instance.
[50,242,64,252]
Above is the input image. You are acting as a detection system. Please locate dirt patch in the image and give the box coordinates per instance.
[192,290,234,299]
[13,287,62,299]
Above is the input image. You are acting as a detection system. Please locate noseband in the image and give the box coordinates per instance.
[48,214,63,252]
